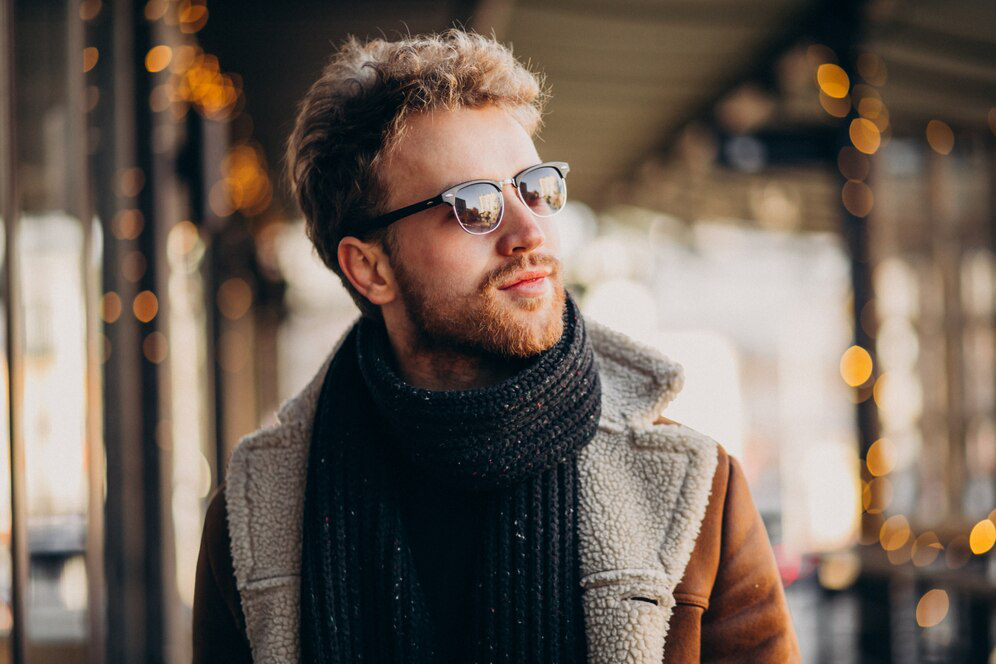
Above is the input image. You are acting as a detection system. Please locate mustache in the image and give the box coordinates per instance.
[480,253,561,292]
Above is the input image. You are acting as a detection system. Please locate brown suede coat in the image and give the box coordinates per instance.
[193,415,799,663]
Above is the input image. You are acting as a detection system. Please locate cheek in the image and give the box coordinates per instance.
[402,232,491,294]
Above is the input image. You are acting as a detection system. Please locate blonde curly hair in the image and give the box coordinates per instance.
[285,29,549,318]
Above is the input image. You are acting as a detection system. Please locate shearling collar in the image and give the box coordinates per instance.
[224,314,718,664]
[274,314,685,435]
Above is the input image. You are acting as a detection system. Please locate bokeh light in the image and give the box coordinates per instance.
[856,52,887,86]
[112,209,144,240]
[116,167,145,198]
[916,589,949,628]
[842,180,874,217]
[863,477,893,514]
[887,537,912,565]
[849,118,881,154]
[969,518,995,555]
[144,0,168,21]
[146,45,173,73]
[911,531,942,567]
[818,551,860,590]
[143,331,169,364]
[817,63,850,98]
[172,49,242,120]
[926,120,954,155]
[178,0,209,34]
[879,514,911,551]
[133,290,159,323]
[217,278,253,320]
[79,0,102,21]
[819,91,851,118]
[217,142,273,216]
[866,438,896,476]
[83,47,99,73]
[167,220,202,263]
[857,97,889,132]
[840,345,873,386]
[838,146,870,181]
[100,292,122,324]
[121,250,148,283]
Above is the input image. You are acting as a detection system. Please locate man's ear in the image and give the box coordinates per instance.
[337,236,397,306]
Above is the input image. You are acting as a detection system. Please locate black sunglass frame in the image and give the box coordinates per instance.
[353,161,570,236]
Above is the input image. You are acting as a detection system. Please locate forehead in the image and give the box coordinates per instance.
[379,105,541,207]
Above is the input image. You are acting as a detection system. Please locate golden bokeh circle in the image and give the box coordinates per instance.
[926,120,954,155]
[100,292,122,324]
[133,290,159,323]
[879,514,910,551]
[849,118,881,155]
[842,180,874,217]
[866,438,897,477]
[145,45,173,73]
[916,589,949,628]
[840,345,873,387]
[969,518,995,555]
[817,63,850,99]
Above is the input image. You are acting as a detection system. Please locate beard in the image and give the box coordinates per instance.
[391,252,566,359]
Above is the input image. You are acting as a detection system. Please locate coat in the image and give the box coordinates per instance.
[193,318,800,663]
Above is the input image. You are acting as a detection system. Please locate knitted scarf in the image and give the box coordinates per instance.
[300,293,601,662]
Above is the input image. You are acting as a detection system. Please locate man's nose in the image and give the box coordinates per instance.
[495,184,546,256]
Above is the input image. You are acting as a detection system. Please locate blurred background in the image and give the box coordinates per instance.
[0,0,994,661]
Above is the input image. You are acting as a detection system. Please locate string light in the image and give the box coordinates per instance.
[145,0,274,221]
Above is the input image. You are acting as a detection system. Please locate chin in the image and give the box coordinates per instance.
[482,285,566,358]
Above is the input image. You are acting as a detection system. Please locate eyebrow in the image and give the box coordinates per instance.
[434,162,542,193]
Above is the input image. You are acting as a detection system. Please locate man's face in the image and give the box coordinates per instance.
[375,105,566,359]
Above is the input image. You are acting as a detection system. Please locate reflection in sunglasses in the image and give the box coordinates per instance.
[455,189,501,228]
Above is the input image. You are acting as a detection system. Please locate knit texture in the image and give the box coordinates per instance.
[299,293,601,662]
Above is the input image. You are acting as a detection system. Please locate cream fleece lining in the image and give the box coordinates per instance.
[225,317,718,664]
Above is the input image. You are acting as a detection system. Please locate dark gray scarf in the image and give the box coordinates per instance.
[300,293,601,662]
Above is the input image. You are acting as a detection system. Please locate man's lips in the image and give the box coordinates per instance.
[498,270,551,290]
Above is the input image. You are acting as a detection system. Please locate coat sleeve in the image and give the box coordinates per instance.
[192,482,254,663]
[699,453,801,663]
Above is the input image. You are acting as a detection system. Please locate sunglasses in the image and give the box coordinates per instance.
[356,161,570,236]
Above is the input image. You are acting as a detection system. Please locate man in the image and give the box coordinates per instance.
[193,29,799,663]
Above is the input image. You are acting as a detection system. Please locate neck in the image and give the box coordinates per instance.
[385,324,527,391]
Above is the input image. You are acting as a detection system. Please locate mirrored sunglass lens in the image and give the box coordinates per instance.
[453,183,503,233]
[518,167,566,217]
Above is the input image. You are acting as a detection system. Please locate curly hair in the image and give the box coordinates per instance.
[285,29,549,319]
